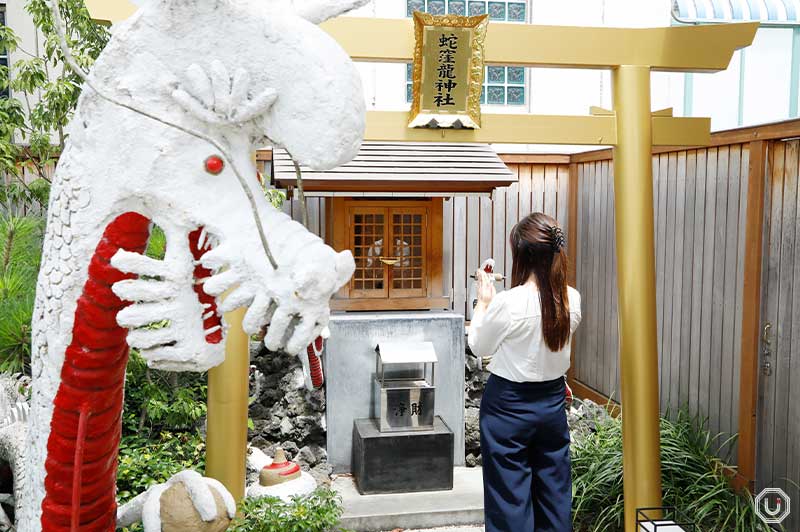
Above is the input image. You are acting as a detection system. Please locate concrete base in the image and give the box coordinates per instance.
[353,417,454,495]
[334,467,484,532]
[326,311,465,473]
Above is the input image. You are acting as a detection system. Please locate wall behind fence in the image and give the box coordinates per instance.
[573,145,751,462]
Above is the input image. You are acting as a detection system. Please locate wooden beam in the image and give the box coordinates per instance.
[364,111,617,145]
[567,162,579,384]
[735,140,769,492]
[652,116,711,146]
[568,378,621,417]
[322,18,757,72]
[363,111,706,146]
[569,118,800,164]
[498,154,571,164]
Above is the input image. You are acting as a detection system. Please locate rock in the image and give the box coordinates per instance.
[279,417,293,436]
[159,482,230,532]
[464,407,481,455]
[309,462,333,487]
[296,445,318,469]
[465,453,478,468]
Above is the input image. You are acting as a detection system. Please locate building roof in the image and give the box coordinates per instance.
[271,142,516,195]
[672,0,800,24]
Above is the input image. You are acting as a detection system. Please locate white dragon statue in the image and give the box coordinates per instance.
[0,0,368,529]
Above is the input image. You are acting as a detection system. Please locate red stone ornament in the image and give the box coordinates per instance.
[205,155,225,175]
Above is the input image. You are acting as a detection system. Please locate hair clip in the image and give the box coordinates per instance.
[549,226,565,252]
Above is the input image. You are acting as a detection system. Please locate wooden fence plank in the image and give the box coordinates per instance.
[669,151,686,414]
[760,141,785,490]
[736,140,767,489]
[786,140,800,520]
[544,165,559,218]
[557,165,571,232]
[519,164,532,220]
[588,161,602,388]
[772,140,797,488]
[678,150,695,411]
[532,165,545,214]
[689,149,707,418]
[709,146,730,438]
[603,160,616,395]
[505,179,519,290]
[576,164,589,384]
[609,163,620,399]
[567,163,579,383]
[466,196,480,320]
[443,198,454,308]
[480,196,493,268]
[493,187,507,280]
[730,144,750,465]
[453,196,468,317]
[720,145,742,453]
[655,154,669,409]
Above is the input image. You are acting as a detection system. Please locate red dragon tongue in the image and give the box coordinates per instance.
[484,264,493,274]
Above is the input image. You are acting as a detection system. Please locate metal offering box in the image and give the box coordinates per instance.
[373,342,437,432]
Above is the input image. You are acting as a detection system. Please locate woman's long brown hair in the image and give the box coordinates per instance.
[510,212,570,352]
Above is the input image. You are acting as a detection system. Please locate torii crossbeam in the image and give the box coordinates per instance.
[87,3,758,529]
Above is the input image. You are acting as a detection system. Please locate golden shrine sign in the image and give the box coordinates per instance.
[408,12,488,129]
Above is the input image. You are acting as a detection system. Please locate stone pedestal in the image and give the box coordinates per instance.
[325,311,465,473]
[352,417,454,495]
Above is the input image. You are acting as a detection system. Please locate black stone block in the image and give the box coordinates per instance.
[352,416,454,495]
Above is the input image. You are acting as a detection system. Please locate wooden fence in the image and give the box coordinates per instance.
[570,120,800,496]
[572,145,752,464]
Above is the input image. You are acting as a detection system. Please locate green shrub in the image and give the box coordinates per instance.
[230,488,350,532]
[571,407,774,532]
[122,350,208,437]
[116,431,206,504]
[0,215,44,374]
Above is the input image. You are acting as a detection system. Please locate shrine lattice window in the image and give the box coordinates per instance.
[329,198,446,311]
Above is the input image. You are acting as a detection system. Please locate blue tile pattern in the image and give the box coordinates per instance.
[488,1,506,20]
[407,63,413,82]
[507,86,525,105]
[469,1,486,15]
[429,0,446,15]
[487,66,506,84]
[507,66,525,84]
[487,85,505,104]
[448,0,466,15]
[508,2,526,21]
[407,83,413,103]
[407,0,425,16]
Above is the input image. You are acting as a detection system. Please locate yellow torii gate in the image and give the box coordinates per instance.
[88,3,757,530]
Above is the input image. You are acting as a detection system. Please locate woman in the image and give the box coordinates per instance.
[468,212,582,532]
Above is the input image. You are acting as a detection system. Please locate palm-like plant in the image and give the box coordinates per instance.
[571,404,776,532]
[0,215,44,374]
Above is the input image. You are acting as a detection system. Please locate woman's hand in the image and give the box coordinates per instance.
[475,269,496,312]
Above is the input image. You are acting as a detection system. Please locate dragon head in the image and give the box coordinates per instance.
[106,0,365,388]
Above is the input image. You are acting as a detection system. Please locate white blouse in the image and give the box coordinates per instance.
[468,283,582,383]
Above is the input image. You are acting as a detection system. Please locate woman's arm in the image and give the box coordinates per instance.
[468,270,509,358]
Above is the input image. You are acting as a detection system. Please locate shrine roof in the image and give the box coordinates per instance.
[268,142,516,195]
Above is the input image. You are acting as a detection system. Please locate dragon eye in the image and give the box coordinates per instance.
[204,155,225,175]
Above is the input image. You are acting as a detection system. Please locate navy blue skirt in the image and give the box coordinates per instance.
[480,373,571,532]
